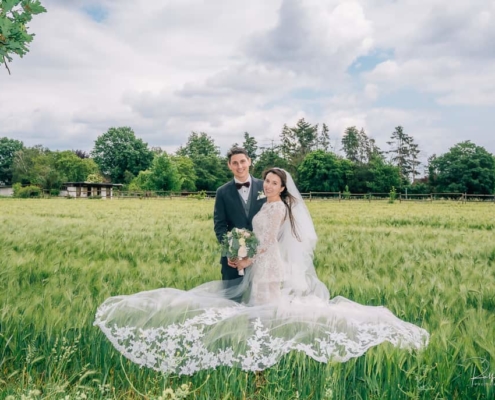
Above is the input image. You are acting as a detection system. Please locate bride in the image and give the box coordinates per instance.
[94,168,429,375]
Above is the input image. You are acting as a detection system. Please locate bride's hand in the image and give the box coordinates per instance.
[237,258,252,271]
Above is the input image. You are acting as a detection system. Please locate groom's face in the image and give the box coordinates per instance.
[228,154,251,182]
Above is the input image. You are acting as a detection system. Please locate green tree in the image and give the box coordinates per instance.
[366,156,402,193]
[428,141,495,194]
[252,147,289,178]
[91,127,153,183]
[177,132,220,158]
[176,132,227,191]
[0,0,46,74]
[297,150,353,192]
[193,155,230,191]
[72,149,89,159]
[366,136,382,162]
[12,145,62,189]
[358,128,383,164]
[148,152,181,192]
[172,155,197,191]
[85,172,104,183]
[318,123,331,152]
[242,132,258,162]
[12,145,43,184]
[341,127,382,165]
[346,163,371,193]
[0,136,23,184]
[150,146,164,156]
[54,150,98,182]
[346,156,401,194]
[279,118,319,175]
[386,126,421,184]
[341,126,360,162]
[128,170,152,191]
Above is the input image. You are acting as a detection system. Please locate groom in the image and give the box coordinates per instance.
[214,147,266,281]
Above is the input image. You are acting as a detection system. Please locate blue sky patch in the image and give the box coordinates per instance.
[348,49,395,76]
[82,5,108,23]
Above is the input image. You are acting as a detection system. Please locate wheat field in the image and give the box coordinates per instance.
[0,198,494,399]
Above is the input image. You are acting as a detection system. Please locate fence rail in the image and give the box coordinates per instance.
[4,188,495,203]
[113,190,495,203]
[303,191,495,203]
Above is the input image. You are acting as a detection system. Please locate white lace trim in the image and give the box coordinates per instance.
[94,304,428,376]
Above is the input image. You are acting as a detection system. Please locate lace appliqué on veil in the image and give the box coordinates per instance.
[95,301,427,375]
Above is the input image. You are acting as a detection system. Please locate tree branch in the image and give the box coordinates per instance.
[3,55,11,75]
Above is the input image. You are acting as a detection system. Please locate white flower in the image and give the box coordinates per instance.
[162,388,176,399]
[257,191,266,200]
[238,245,248,258]
[239,238,246,246]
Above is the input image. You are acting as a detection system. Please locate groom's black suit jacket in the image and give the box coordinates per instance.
[214,176,266,280]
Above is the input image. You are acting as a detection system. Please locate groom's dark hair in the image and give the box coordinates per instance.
[227,147,250,162]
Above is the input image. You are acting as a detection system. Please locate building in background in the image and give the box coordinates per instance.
[61,182,122,199]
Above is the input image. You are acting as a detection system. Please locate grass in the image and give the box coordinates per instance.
[0,198,494,399]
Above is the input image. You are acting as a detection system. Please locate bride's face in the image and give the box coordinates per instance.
[263,172,284,199]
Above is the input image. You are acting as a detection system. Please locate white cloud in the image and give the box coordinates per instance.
[0,0,494,159]
[363,0,495,106]
[247,0,373,81]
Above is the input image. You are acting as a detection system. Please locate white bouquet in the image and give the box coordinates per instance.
[221,228,259,276]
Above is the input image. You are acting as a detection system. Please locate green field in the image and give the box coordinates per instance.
[1,198,494,399]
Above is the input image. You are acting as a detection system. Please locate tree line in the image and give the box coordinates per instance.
[1,119,495,195]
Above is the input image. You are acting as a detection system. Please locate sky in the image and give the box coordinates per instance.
[1,0,495,167]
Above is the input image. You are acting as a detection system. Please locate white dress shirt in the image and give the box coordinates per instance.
[234,176,252,204]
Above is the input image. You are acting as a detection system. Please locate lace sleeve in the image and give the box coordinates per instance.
[254,202,286,259]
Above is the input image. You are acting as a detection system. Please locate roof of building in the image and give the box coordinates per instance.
[63,182,123,187]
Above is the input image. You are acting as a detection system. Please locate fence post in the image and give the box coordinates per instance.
[309,191,312,202]
[338,191,341,202]
[430,193,433,202]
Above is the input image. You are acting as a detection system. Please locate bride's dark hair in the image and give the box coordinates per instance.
[262,168,301,241]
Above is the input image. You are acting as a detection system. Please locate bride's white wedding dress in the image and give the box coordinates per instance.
[94,174,429,376]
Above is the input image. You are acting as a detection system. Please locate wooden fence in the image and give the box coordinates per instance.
[110,190,495,203]
[8,189,495,203]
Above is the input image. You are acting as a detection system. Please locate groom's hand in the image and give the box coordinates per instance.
[227,258,238,268]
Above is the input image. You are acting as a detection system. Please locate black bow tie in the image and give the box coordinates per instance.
[235,181,250,190]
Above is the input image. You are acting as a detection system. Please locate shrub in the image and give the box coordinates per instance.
[15,185,42,198]
[86,173,105,183]
[189,190,207,200]
[12,183,22,196]
[389,186,397,204]
[343,185,351,200]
